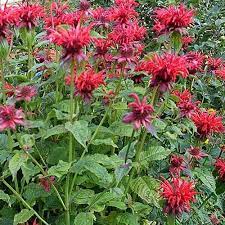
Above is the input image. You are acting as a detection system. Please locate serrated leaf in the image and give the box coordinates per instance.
[115,163,132,183]
[130,176,160,208]
[140,146,171,163]
[119,140,138,160]
[74,212,94,225]
[65,121,90,148]
[21,162,40,183]
[91,138,118,148]
[0,150,10,164]
[110,121,133,137]
[0,190,11,206]
[116,212,139,225]
[194,168,216,192]
[9,152,27,179]
[48,160,71,178]
[73,189,95,205]
[44,125,67,139]
[13,209,34,225]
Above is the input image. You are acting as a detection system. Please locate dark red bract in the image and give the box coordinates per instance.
[169,154,186,176]
[15,85,37,102]
[215,158,225,181]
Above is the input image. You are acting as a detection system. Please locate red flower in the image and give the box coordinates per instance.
[184,51,205,75]
[169,154,186,176]
[93,38,111,58]
[144,53,188,91]
[75,69,104,101]
[0,105,25,131]
[215,67,225,81]
[79,0,91,11]
[110,4,138,24]
[115,0,139,7]
[153,4,194,35]
[173,90,199,118]
[207,57,223,71]
[109,22,146,45]
[215,158,225,181]
[15,4,44,29]
[191,111,224,139]
[181,36,193,49]
[39,176,55,192]
[49,25,91,62]
[188,146,208,160]
[123,93,154,130]
[4,82,14,97]
[15,85,37,102]
[160,177,197,215]
[91,7,110,28]
[210,214,220,225]
[103,90,115,105]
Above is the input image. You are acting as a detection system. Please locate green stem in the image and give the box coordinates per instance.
[2,179,49,225]
[65,59,76,225]
[0,60,5,102]
[125,130,135,163]
[167,214,176,225]
[69,106,110,196]
[198,192,214,209]
[24,151,67,211]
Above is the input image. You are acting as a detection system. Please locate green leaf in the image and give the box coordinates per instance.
[74,212,94,225]
[119,140,138,160]
[9,152,27,179]
[108,201,127,210]
[21,162,40,183]
[71,159,112,186]
[116,212,139,225]
[13,209,34,225]
[131,202,152,217]
[0,190,11,206]
[115,163,132,183]
[110,121,133,137]
[91,138,118,148]
[140,146,171,163]
[44,125,67,139]
[0,150,10,164]
[171,31,182,53]
[194,168,216,192]
[48,160,71,178]
[130,176,160,208]
[65,121,90,148]
[73,189,95,205]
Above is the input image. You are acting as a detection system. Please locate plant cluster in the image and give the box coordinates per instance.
[0,0,225,225]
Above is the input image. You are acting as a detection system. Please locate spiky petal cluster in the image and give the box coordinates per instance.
[160,177,197,215]
[169,154,186,176]
[75,69,104,101]
[91,7,110,28]
[15,4,44,29]
[184,51,205,75]
[207,57,223,71]
[191,111,224,139]
[123,93,154,130]
[188,146,208,160]
[0,105,25,131]
[15,85,37,102]
[215,68,225,81]
[214,158,225,181]
[173,89,199,118]
[153,4,194,35]
[144,54,189,91]
[49,25,91,62]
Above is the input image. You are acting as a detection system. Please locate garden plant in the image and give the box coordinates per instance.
[0,0,225,225]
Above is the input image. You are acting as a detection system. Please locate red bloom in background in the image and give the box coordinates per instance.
[153,4,194,35]
[215,67,225,81]
[110,4,138,24]
[15,85,37,102]
[215,158,225,181]
[0,105,25,131]
[188,146,208,160]
[91,7,110,28]
[184,51,205,75]
[191,111,224,139]
[207,57,223,71]
[79,0,91,11]
[26,218,39,225]
[160,177,197,215]
[15,4,44,29]
[144,54,189,91]
[39,176,55,192]
[123,93,154,130]
[181,36,193,49]
[75,69,104,101]
[4,82,14,97]
[109,22,146,45]
[115,0,139,7]
[93,38,111,58]
[49,25,91,62]
[173,90,199,118]
[169,154,185,176]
